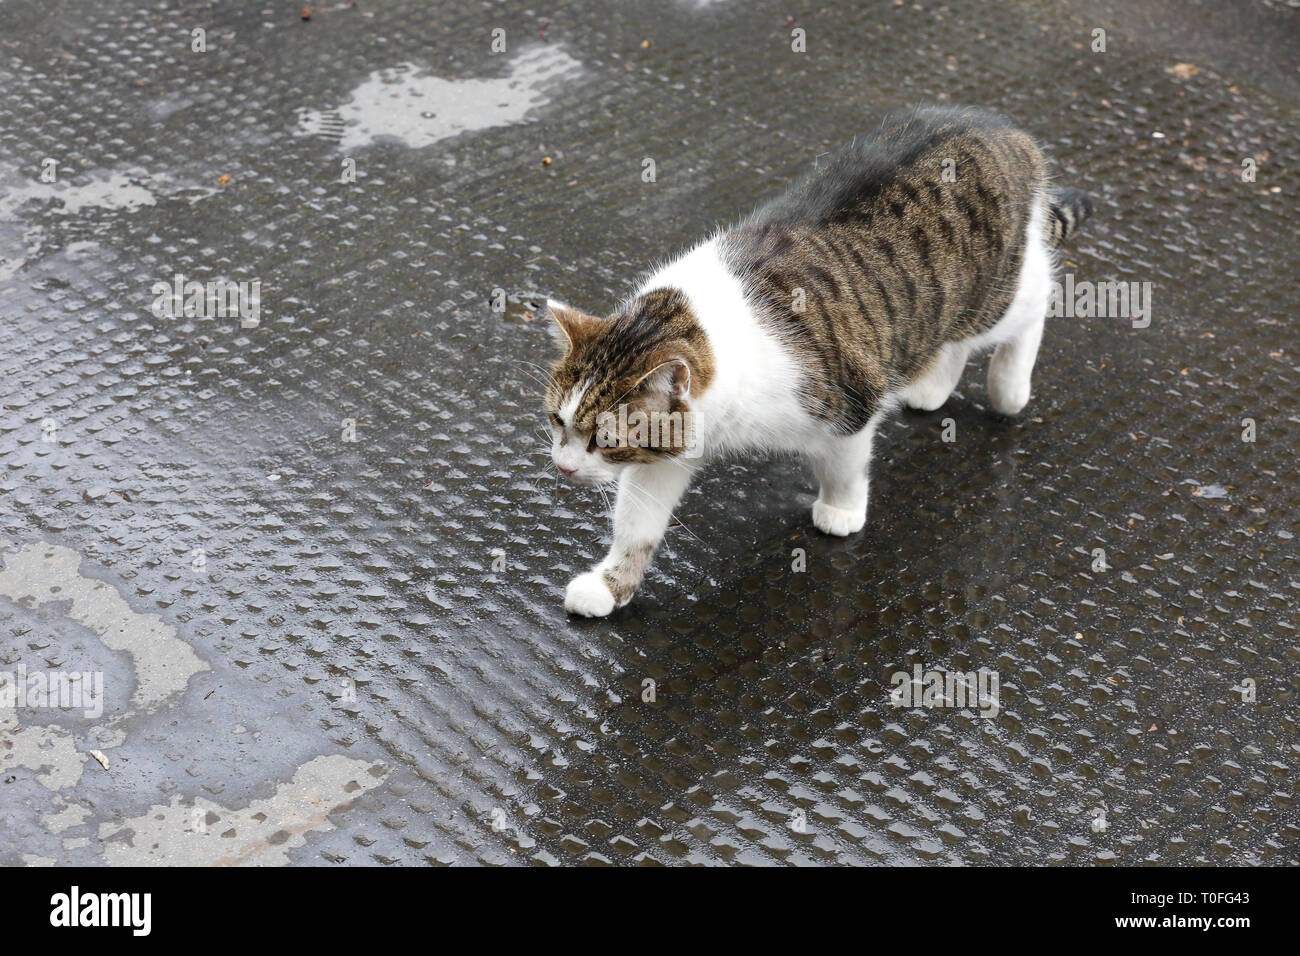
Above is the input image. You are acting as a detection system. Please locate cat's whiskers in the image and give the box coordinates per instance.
[517,368,553,394]
[516,357,556,374]
[521,454,563,496]
[513,358,556,379]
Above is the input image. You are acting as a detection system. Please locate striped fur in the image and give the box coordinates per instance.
[546,105,1096,616]
[1046,187,1094,244]
[547,289,714,467]
[725,106,1054,433]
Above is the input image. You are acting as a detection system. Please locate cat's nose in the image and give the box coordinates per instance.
[557,464,577,476]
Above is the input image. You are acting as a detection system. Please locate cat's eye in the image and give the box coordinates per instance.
[586,432,599,453]
[549,412,562,428]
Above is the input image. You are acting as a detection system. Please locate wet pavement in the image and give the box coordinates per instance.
[1,0,1296,866]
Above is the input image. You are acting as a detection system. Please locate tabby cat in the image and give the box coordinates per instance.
[544,106,1093,617]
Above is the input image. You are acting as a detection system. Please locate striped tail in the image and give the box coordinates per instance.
[1046,187,1094,245]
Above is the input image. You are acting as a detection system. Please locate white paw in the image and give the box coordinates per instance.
[565,570,616,617]
[987,377,1031,416]
[812,498,867,536]
[903,381,952,411]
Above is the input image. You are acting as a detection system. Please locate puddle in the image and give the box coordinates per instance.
[0,169,158,220]
[0,722,86,792]
[98,755,386,866]
[1189,482,1229,499]
[0,169,218,278]
[0,225,43,281]
[0,538,210,798]
[294,45,582,150]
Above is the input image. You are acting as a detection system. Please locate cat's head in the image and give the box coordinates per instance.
[543,289,712,484]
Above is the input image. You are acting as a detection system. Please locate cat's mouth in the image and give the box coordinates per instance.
[551,456,620,487]
[561,468,611,488]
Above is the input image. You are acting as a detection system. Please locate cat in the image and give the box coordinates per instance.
[544,106,1094,617]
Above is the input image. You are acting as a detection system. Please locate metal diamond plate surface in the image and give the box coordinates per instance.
[0,0,1296,866]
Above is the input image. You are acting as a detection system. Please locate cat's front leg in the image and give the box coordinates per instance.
[565,458,697,617]
[809,418,881,536]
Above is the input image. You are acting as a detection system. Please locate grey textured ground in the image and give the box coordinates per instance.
[0,0,1296,865]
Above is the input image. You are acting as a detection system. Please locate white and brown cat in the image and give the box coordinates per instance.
[544,106,1093,616]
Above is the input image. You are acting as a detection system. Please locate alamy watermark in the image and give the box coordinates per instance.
[49,886,151,936]
[1049,274,1152,328]
[889,664,1000,717]
[0,664,103,719]
[151,273,261,327]
[595,404,700,458]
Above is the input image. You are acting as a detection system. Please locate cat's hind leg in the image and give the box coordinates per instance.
[986,204,1053,415]
[986,312,1045,415]
[900,342,970,411]
[809,414,882,536]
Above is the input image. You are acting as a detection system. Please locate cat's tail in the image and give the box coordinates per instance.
[1045,187,1094,245]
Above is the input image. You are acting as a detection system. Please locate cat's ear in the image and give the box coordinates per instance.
[547,299,604,351]
[635,357,692,400]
